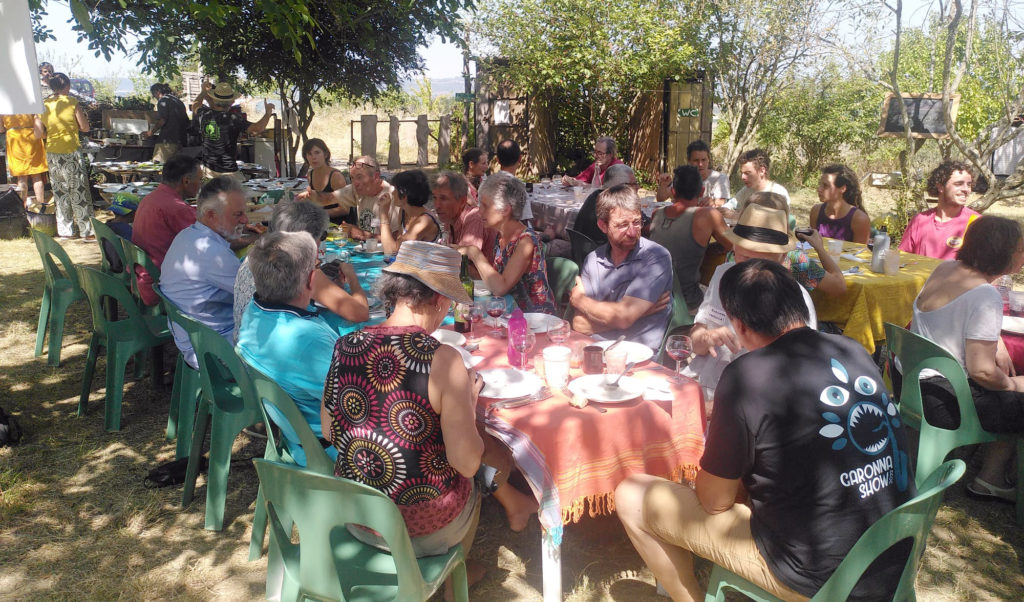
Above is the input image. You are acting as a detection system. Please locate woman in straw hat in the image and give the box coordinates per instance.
[320,241,537,569]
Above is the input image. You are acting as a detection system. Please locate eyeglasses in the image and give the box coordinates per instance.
[352,160,378,172]
[594,150,609,157]
[610,218,643,232]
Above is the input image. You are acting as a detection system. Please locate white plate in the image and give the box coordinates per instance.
[445,343,483,369]
[431,329,467,346]
[568,374,645,403]
[354,245,385,255]
[1003,315,1024,334]
[473,280,491,297]
[592,340,655,365]
[524,313,563,333]
[478,369,543,399]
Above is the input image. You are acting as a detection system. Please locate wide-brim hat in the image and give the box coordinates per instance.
[382,241,473,304]
[722,204,796,253]
[210,82,238,104]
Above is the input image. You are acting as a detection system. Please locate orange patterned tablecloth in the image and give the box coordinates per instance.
[470,331,706,525]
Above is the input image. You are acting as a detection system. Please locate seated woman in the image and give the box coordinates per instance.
[462,147,488,205]
[458,172,556,314]
[321,241,537,563]
[294,139,348,221]
[909,216,1024,501]
[809,163,871,244]
[377,169,441,254]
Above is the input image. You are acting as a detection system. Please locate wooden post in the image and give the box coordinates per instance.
[438,115,451,167]
[416,114,429,167]
[388,116,401,170]
[360,114,377,162]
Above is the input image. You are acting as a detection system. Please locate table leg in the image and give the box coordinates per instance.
[542,534,561,602]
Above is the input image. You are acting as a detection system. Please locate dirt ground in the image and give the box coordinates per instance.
[2,186,1024,600]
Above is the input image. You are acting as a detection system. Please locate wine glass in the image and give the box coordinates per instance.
[468,302,486,343]
[547,318,570,345]
[486,296,506,337]
[512,330,537,372]
[665,335,693,384]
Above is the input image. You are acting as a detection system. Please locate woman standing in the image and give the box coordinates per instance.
[377,169,441,254]
[33,73,93,240]
[809,163,871,244]
[0,114,48,207]
[458,172,556,314]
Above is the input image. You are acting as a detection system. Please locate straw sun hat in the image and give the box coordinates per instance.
[210,82,239,104]
[722,204,796,254]
[382,241,473,304]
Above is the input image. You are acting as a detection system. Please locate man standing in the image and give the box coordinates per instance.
[495,139,534,222]
[729,148,790,214]
[898,160,980,260]
[144,83,189,162]
[570,184,673,351]
[432,171,488,249]
[616,259,914,601]
[236,231,340,466]
[160,176,249,367]
[650,165,733,314]
[191,82,274,180]
[561,136,624,187]
[325,155,399,238]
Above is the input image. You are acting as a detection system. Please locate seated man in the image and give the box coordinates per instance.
[649,165,732,314]
[233,200,368,341]
[432,171,496,252]
[617,258,915,601]
[322,155,400,237]
[561,135,624,187]
[656,140,730,206]
[236,230,340,466]
[573,163,639,246]
[686,203,819,392]
[160,176,248,367]
[570,184,673,351]
[727,148,790,214]
[898,160,979,260]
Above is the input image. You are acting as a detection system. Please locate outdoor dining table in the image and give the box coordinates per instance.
[467,329,707,601]
[529,183,668,238]
[810,242,942,354]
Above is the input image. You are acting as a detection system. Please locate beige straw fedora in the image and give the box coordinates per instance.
[210,82,239,104]
[722,204,796,253]
[382,241,473,304]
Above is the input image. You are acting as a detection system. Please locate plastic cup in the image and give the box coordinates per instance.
[604,347,629,384]
[827,239,844,263]
[542,346,572,389]
[1010,291,1024,316]
[884,248,901,275]
[573,186,584,203]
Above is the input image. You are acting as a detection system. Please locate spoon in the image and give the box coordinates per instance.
[607,361,637,389]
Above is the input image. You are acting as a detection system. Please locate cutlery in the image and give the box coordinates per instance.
[606,361,637,389]
[603,335,626,357]
[487,387,551,414]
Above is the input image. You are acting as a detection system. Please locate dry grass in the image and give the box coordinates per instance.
[2,188,1024,600]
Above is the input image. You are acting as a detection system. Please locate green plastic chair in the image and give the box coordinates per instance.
[30,229,86,367]
[76,266,172,431]
[152,284,202,459]
[244,363,335,560]
[90,217,131,322]
[658,273,695,364]
[180,316,264,531]
[884,322,1024,524]
[121,238,163,316]
[546,256,579,319]
[705,459,966,602]
[253,458,470,602]
[567,228,599,267]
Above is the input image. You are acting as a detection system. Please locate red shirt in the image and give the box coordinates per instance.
[575,157,624,184]
[449,205,485,249]
[132,183,196,305]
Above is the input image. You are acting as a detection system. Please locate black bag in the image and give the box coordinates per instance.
[144,456,207,488]
[0,405,23,446]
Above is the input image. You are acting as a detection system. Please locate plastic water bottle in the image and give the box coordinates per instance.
[870,226,890,273]
[507,308,526,366]
[996,275,1013,311]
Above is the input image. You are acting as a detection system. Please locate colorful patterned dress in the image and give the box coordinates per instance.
[492,226,556,314]
[323,324,472,537]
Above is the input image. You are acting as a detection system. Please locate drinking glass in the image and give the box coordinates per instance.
[486,296,506,337]
[665,335,693,384]
[468,302,486,342]
[512,330,537,372]
[547,318,570,345]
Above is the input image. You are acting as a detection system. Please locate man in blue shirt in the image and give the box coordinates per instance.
[569,184,673,350]
[236,231,339,466]
[160,176,249,367]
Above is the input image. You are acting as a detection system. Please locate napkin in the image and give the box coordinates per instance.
[841,253,867,263]
[643,378,674,401]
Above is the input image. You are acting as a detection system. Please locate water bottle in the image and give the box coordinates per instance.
[507,308,526,366]
[870,226,890,273]
[996,275,1013,311]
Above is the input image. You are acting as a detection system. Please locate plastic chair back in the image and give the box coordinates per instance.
[567,228,599,267]
[546,256,579,319]
[31,228,83,294]
[883,322,995,487]
[253,458,469,602]
[658,273,695,363]
[90,217,129,284]
[76,265,160,340]
[121,238,162,313]
[705,459,966,602]
[30,229,86,366]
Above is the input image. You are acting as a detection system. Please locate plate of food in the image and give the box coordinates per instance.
[478,368,543,399]
[567,374,645,403]
[591,340,654,365]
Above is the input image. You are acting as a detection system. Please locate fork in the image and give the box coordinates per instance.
[486,387,551,414]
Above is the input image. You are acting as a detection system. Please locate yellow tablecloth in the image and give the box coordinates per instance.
[810,243,943,354]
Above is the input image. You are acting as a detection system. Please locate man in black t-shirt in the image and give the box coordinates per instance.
[616,259,915,601]
[190,81,274,180]
[145,83,189,162]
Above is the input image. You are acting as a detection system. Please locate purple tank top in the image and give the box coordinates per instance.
[815,204,861,242]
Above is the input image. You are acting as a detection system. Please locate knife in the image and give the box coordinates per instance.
[487,388,551,413]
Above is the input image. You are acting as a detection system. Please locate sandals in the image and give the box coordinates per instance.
[966,477,1017,504]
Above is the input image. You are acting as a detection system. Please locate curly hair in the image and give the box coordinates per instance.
[927,160,972,197]
[821,164,864,210]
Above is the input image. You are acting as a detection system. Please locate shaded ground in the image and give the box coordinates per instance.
[2,187,1024,600]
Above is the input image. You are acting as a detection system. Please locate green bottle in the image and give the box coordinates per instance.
[454,256,474,333]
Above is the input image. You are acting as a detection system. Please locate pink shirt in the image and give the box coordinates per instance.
[898,205,980,260]
[132,183,197,305]
[449,205,485,249]
[575,157,624,184]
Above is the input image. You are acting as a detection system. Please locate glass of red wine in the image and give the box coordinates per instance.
[665,335,693,384]
[486,296,506,337]
[468,302,486,343]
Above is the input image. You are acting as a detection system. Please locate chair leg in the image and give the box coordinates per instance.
[182,399,212,507]
[47,298,70,368]
[78,333,100,417]
[248,485,268,561]
[35,288,51,357]
[1015,437,1024,526]
[451,559,469,602]
[204,413,242,531]
[103,344,131,432]
[151,344,165,389]
[167,354,185,441]
[175,368,201,460]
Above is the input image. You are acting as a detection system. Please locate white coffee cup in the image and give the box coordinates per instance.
[365,238,379,252]
[542,346,572,389]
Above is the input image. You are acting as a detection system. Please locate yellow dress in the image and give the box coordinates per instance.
[2,114,48,176]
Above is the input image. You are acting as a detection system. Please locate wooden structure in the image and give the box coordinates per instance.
[350,114,450,169]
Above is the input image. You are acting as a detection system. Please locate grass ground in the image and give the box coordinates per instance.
[2,189,1024,600]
